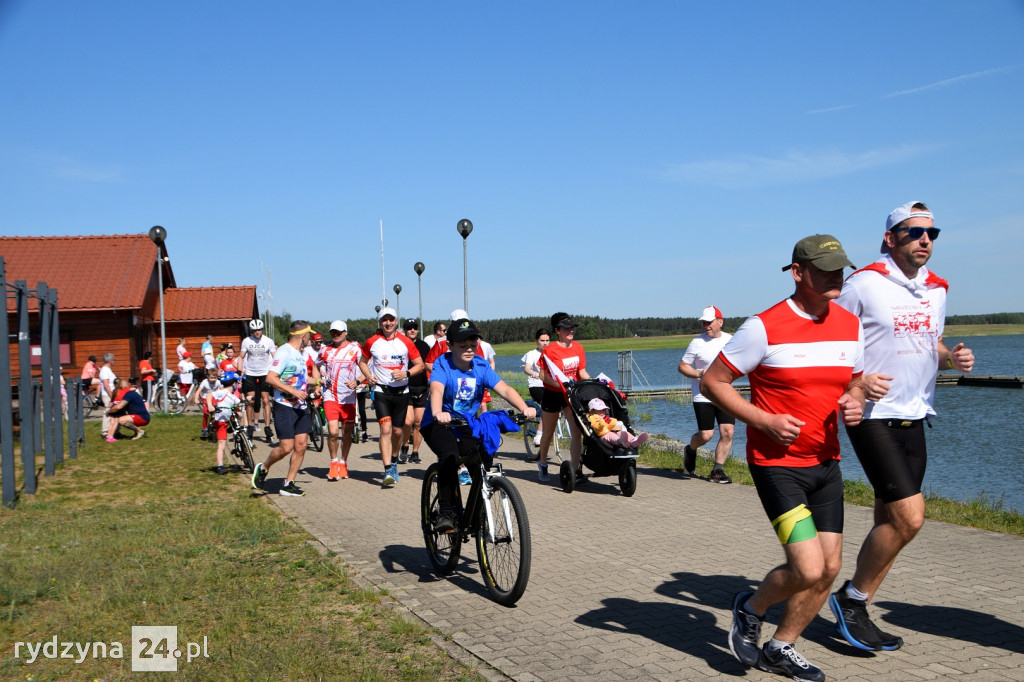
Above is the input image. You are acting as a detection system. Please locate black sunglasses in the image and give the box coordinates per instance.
[891,226,940,241]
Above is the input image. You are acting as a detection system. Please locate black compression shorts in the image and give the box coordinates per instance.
[372,389,409,427]
[845,418,927,503]
[692,401,736,431]
[749,459,845,544]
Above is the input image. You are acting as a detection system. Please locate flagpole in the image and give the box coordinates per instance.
[379,219,386,307]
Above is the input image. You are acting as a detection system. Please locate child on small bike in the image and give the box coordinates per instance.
[420,318,536,533]
[207,372,241,475]
[196,368,222,440]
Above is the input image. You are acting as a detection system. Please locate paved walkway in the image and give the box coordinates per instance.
[245,427,1024,681]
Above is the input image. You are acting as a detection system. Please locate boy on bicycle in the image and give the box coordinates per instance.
[207,372,241,475]
[420,318,536,533]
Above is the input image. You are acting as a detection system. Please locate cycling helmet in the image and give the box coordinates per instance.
[220,371,239,383]
[249,319,264,331]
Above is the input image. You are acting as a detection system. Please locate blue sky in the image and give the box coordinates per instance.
[2,1,1022,327]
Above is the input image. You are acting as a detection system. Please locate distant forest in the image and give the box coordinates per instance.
[272,312,1024,346]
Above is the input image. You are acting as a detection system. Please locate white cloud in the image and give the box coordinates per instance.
[659,144,934,189]
[881,64,1022,99]
[806,103,858,115]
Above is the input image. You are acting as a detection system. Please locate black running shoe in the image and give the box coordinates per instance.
[264,426,274,442]
[709,468,733,484]
[683,445,697,475]
[575,470,588,485]
[728,591,762,667]
[757,643,824,682]
[398,445,409,464]
[246,425,255,440]
[215,465,227,475]
[409,452,421,464]
[279,481,305,497]
[434,511,456,534]
[361,432,369,443]
[251,462,268,490]
[829,580,904,651]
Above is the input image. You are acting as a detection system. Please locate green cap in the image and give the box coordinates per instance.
[782,234,855,272]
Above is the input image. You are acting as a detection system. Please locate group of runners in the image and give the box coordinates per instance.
[238,200,971,680]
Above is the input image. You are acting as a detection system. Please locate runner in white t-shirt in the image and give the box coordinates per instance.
[829,201,975,653]
[240,319,278,442]
[520,328,551,453]
[677,305,735,483]
[251,320,320,498]
[321,320,369,481]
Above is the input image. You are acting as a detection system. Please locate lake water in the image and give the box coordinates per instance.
[498,334,1024,514]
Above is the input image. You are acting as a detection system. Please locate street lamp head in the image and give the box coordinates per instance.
[375,305,381,314]
[456,219,473,239]
[148,225,167,245]
[393,284,402,295]
[414,262,425,276]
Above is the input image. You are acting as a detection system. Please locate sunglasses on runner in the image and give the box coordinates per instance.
[891,226,940,241]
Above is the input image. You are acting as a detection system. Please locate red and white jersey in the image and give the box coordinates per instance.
[682,332,732,403]
[838,254,947,420]
[321,342,364,404]
[362,333,421,389]
[719,298,863,468]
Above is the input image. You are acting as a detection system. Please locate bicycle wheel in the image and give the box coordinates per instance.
[476,476,532,606]
[421,463,462,575]
[522,400,541,457]
[309,414,324,452]
[168,388,186,414]
[234,431,255,472]
[550,413,570,464]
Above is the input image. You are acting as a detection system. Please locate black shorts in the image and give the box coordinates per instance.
[242,374,273,395]
[528,386,545,404]
[272,401,311,441]
[373,388,409,427]
[541,388,568,413]
[749,459,844,544]
[846,418,927,503]
[693,401,735,431]
[408,385,428,409]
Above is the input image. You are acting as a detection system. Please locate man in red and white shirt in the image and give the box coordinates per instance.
[829,201,975,652]
[321,320,369,481]
[703,234,865,680]
[358,308,424,486]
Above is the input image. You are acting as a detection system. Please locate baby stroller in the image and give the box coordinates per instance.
[559,379,639,497]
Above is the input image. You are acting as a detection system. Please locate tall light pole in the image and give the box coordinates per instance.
[148,225,168,414]
[414,262,425,332]
[456,219,473,314]
[393,284,402,321]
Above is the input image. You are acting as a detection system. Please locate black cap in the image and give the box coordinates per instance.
[447,318,480,343]
[402,318,418,330]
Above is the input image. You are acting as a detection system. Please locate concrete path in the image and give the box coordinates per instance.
[244,427,1024,681]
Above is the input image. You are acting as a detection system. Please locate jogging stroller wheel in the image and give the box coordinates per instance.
[559,460,575,493]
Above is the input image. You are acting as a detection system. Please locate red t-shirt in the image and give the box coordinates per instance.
[541,341,587,384]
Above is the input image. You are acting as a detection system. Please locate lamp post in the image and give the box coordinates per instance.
[147,225,168,414]
[456,219,473,314]
[393,284,402,321]
[414,262,425,332]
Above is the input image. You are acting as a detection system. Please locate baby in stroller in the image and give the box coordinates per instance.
[586,398,649,448]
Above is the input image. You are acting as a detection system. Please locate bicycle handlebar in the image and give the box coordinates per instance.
[443,411,529,429]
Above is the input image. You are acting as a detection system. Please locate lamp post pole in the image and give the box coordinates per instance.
[414,262,425,333]
[456,219,473,314]
[148,226,168,414]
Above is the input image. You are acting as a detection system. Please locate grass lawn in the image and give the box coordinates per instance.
[0,415,479,681]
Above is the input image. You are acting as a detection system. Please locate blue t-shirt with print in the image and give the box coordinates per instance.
[421,354,502,429]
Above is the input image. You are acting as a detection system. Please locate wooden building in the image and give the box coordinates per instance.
[2,234,258,381]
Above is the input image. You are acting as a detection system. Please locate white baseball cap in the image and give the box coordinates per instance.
[450,308,469,321]
[329,320,347,332]
[698,305,723,322]
[377,307,397,321]
[882,200,934,254]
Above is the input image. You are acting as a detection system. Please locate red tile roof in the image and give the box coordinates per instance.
[163,287,257,322]
[1,234,172,313]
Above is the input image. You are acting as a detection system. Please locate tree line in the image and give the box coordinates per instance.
[271,311,1022,347]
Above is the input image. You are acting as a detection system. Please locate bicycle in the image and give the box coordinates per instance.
[307,397,326,453]
[82,385,104,417]
[522,399,568,463]
[225,401,256,472]
[151,370,186,414]
[421,412,532,606]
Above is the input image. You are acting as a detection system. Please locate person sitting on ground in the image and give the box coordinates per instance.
[105,378,150,440]
[207,372,241,475]
[586,398,649,448]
